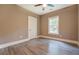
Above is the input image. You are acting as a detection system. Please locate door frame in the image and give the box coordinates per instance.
[28,16,37,39]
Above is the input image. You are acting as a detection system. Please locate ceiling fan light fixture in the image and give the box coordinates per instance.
[43,4,47,7]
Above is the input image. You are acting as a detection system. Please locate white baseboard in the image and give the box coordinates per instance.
[0,35,78,49]
[0,36,38,49]
[38,35,79,46]
[0,38,30,49]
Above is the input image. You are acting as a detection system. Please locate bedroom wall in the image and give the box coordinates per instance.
[78,5,79,41]
[40,5,78,41]
[0,4,40,44]
[0,4,78,44]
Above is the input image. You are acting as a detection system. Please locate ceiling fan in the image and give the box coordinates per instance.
[34,4,54,11]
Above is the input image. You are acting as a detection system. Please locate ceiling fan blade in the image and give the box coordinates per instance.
[34,4,42,7]
[47,4,54,7]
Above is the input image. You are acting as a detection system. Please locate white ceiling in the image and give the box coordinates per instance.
[17,4,74,15]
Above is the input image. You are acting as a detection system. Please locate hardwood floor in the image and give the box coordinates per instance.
[0,38,79,55]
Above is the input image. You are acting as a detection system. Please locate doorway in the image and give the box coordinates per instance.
[28,16,37,39]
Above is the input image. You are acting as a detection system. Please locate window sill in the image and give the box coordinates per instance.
[48,33,59,35]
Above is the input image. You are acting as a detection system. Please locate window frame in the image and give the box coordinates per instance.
[48,16,59,35]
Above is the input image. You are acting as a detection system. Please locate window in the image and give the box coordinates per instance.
[48,16,59,34]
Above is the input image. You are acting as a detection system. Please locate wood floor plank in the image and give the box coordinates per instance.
[20,46,33,55]
[0,38,78,55]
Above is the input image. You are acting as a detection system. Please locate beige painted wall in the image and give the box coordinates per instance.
[78,5,79,41]
[0,4,78,44]
[40,5,78,41]
[0,4,40,44]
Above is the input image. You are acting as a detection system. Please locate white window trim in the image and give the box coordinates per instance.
[48,16,59,35]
